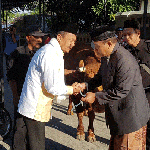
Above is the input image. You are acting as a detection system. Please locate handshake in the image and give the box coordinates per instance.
[72,82,98,104]
[71,82,97,104]
[72,82,86,96]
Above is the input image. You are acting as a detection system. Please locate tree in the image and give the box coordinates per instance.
[92,0,141,24]
[3,0,141,32]
[45,0,141,32]
[46,0,98,32]
[1,0,42,26]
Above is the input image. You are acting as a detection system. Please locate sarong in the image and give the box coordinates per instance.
[109,125,147,150]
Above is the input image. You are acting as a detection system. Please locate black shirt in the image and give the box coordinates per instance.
[128,39,150,88]
[7,45,36,96]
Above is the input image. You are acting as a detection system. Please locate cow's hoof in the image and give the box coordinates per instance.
[87,129,96,142]
[67,110,74,115]
[87,135,96,142]
[76,132,85,141]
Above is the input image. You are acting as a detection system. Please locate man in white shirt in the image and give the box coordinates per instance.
[13,23,85,150]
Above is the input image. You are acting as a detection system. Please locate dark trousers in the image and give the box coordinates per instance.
[13,113,45,150]
[13,106,18,128]
[12,106,18,147]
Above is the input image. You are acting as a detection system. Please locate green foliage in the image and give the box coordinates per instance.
[2,0,140,31]
[92,0,140,21]
[9,12,29,24]
[2,0,43,25]
[46,0,98,32]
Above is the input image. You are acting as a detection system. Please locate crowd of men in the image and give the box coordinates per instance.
[1,20,150,150]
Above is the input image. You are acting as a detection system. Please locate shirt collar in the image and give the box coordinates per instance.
[102,42,119,61]
[50,38,64,56]
[111,42,120,55]
[106,42,120,63]
[136,39,144,50]
[105,42,119,60]
[25,46,37,55]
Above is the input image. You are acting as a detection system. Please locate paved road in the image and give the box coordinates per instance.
[0,58,111,150]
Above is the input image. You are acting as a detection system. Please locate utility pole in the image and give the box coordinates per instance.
[104,0,107,24]
[143,0,148,39]
[0,0,4,106]
[43,0,45,32]
[39,0,42,28]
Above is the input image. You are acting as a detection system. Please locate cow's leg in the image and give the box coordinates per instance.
[87,103,96,142]
[67,95,74,115]
[73,95,85,141]
[83,102,88,116]
[76,111,85,141]
[83,109,88,116]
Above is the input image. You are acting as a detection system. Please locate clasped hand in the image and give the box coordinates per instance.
[81,92,96,104]
[72,82,86,95]
[72,82,96,104]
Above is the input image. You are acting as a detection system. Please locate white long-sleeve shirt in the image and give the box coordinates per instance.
[18,38,73,121]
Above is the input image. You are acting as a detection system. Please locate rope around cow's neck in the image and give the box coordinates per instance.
[71,100,83,112]
[80,82,88,97]
[71,82,88,112]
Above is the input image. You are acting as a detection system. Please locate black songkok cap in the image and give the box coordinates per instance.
[26,25,47,36]
[90,25,116,41]
[57,22,78,34]
[124,20,140,30]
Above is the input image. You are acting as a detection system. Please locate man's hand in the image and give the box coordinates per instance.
[81,92,96,103]
[64,69,76,76]
[72,82,86,95]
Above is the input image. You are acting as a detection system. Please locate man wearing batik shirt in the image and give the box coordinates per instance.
[13,23,85,150]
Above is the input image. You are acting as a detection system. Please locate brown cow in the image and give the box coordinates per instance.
[64,41,105,142]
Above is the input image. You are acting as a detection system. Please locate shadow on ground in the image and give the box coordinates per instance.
[46,115,110,145]
[46,116,77,139]
[45,138,73,150]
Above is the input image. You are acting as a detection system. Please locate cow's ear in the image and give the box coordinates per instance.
[79,60,84,68]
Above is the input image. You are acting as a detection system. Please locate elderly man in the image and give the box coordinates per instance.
[13,23,84,150]
[81,26,149,149]
[7,25,46,126]
[123,19,150,150]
